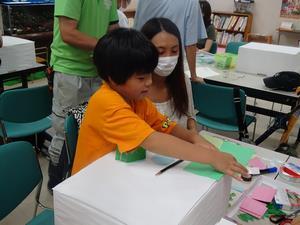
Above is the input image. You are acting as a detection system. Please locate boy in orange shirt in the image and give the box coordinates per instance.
[72,28,248,180]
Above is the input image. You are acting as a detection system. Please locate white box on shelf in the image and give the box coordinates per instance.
[0,36,36,72]
[236,42,300,76]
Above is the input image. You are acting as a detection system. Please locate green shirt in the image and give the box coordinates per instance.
[50,0,118,77]
[197,24,216,49]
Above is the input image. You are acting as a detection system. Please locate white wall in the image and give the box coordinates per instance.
[209,0,300,46]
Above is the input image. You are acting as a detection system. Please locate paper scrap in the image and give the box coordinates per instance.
[185,66,220,78]
[240,196,267,219]
[249,157,267,170]
[251,184,277,203]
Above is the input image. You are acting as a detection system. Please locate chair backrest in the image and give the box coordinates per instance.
[245,33,272,44]
[64,114,79,176]
[225,41,247,54]
[0,141,42,220]
[191,82,246,126]
[0,85,52,123]
[209,41,218,54]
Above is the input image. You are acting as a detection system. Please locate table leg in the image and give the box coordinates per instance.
[0,79,4,93]
[277,31,281,45]
[21,73,28,88]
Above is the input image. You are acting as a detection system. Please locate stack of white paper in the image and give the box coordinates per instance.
[0,36,36,72]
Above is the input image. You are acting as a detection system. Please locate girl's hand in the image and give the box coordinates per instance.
[211,152,248,180]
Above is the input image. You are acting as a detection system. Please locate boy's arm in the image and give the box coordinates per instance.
[141,131,248,180]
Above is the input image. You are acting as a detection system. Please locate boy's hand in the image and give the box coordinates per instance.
[211,152,248,181]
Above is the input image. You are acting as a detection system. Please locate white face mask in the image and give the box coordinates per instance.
[154,55,179,77]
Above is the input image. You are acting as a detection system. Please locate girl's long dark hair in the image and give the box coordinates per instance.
[141,17,188,118]
[200,1,212,28]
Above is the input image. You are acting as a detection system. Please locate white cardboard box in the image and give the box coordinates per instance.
[236,42,300,76]
[0,36,36,72]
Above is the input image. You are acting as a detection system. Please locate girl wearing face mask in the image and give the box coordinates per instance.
[141,18,197,132]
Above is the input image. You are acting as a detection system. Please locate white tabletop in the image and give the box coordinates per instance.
[54,151,231,225]
[189,51,298,100]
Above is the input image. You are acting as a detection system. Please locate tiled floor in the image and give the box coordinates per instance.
[0,78,299,225]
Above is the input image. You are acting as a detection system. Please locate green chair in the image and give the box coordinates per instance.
[0,85,52,146]
[0,141,54,224]
[209,41,218,54]
[191,82,256,140]
[225,41,247,54]
[64,114,79,177]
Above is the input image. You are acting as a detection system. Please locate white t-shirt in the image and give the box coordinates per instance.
[117,10,129,28]
[153,75,196,128]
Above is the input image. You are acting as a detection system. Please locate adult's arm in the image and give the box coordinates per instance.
[59,16,98,51]
[186,44,204,82]
[200,39,213,52]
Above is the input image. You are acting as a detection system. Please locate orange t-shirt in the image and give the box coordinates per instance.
[72,83,176,174]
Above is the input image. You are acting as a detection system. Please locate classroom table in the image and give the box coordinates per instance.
[201,131,300,225]
[277,28,300,45]
[0,62,46,93]
[188,52,299,145]
[54,151,232,225]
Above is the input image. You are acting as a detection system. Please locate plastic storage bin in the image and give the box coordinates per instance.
[1,2,54,35]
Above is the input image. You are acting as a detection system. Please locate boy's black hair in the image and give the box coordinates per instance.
[93,28,158,84]
[141,18,188,118]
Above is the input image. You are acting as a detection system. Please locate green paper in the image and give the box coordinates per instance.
[201,133,224,148]
[219,141,255,166]
[184,140,255,180]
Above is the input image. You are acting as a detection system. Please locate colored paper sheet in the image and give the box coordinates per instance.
[219,141,255,166]
[251,184,277,203]
[239,196,267,219]
[249,157,267,170]
[201,133,224,149]
[184,141,255,180]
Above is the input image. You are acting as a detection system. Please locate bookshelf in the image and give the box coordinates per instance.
[212,11,253,47]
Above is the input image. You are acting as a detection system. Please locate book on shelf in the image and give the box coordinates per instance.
[240,17,248,32]
[216,31,244,46]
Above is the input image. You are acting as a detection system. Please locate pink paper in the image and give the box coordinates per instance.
[249,157,267,170]
[240,196,267,219]
[251,184,277,203]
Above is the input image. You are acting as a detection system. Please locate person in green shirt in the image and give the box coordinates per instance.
[48,0,119,192]
[197,1,216,52]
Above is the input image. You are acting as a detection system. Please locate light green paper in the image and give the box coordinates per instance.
[201,133,224,149]
[184,141,255,180]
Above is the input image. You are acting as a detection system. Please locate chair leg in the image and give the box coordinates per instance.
[253,98,257,116]
[0,121,8,144]
[252,120,257,141]
[35,133,40,152]
[268,102,275,128]
[34,180,43,217]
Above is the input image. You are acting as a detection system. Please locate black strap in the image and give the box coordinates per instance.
[233,88,248,140]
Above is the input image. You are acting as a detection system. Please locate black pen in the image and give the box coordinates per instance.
[155,159,183,176]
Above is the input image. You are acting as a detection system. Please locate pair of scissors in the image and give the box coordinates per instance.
[269,209,300,224]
